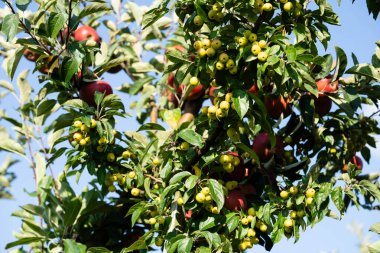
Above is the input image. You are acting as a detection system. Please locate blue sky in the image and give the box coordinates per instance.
[0,0,379,252]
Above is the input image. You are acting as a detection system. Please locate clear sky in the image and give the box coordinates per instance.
[0,1,379,252]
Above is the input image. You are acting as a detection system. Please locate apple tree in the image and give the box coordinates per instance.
[0,0,380,252]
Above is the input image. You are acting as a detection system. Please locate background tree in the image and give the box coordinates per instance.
[0,0,380,252]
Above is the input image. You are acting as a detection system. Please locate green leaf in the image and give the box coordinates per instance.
[232,89,250,119]
[137,123,166,131]
[63,239,87,253]
[0,138,25,157]
[37,99,57,116]
[331,187,344,214]
[0,80,15,93]
[87,247,113,253]
[178,129,203,148]
[2,14,19,41]
[163,109,181,129]
[346,64,380,82]
[178,237,193,253]
[17,69,31,105]
[142,0,170,29]
[225,213,239,233]
[368,241,380,253]
[63,197,82,227]
[169,171,192,185]
[35,153,46,185]
[48,13,65,38]
[7,47,24,80]
[16,0,31,11]
[334,46,347,79]
[121,231,152,252]
[5,237,43,249]
[185,175,198,189]
[370,222,380,234]
[63,99,89,110]
[78,3,111,20]
[208,179,224,211]
[199,216,216,231]
[62,57,79,83]
[360,180,380,203]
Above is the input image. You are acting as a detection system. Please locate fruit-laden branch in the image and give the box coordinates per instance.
[3,0,52,54]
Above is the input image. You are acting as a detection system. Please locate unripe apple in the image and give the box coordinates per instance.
[149,217,156,225]
[73,132,83,142]
[306,197,313,205]
[208,9,217,20]
[227,128,240,141]
[177,197,184,205]
[180,142,190,151]
[73,120,82,128]
[290,210,297,219]
[74,25,101,44]
[81,124,90,133]
[212,3,222,12]
[241,217,249,225]
[249,33,258,42]
[226,59,235,69]
[225,180,238,190]
[215,61,224,70]
[305,188,315,198]
[107,153,116,162]
[194,40,203,50]
[218,53,229,63]
[224,190,247,211]
[155,237,164,246]
[259,223,268,232]
[128,171,136,179]
[280,190,289,199]
[198,48,207,57]
[296,209,305,218]
[215,12,224,22]
[193,15,204,26]
[238,37,248,46]
[248,207,256,216]
[257,51,268,61]
[262,3,273,11]
[90,118,97,128]
[131,188,140,196]
[219,101,230,111]
[196,192,206,203]
[284,218,294,228]
[108,185,116,192]
[229,66,238,75]
[201,187,210,195]
[206,47,216,57]
[279,0,288,3]
[251,44,261,55]
[189,76,199,86]
[289,186,298,195]
[152,157,161,166]
[258,40,267,48]
[247,228,256,237]
[283,2,293,12]
[122,150,132,159]
[211,39,222,50]
[79,81,113,107]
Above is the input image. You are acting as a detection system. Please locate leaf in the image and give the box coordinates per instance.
[199,216,216,231]
[48,13,65,38]
[121,231,152,253]
[87,247,113,253]
[142,0,170,29]
[7,47,23,80]
[63,197,82,227]
[208,179,224,211]
[16,0,31,11]
[169,171,192,185]
[35,153,46,185]
[346,64,380,82]
[185,175,198,189]
[360,180,380,203]
[163,109,181,129]
[333,46,347,79]
[0,80,15,93]
[178,237,193,253]
[225,213,239,233]
[37,99,57,116]
[137,123,166,132]
[331,187,344,214]
[178,129,203,148]
[62,57,79,83]
[63,99,89,110]
[63,239,87,253]
[370,222,380,234]
[5,237,43,249]
[2,14,19,41]
[78,3,111,20]
[232,89,250,119]
[17,69,31,105]
[369,241,380,253]
[0,138,25,157]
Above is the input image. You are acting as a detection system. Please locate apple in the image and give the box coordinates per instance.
[343,155,363,173]
[264,95,291,119]
[74,25,101,44]
[224,190,248,211]
[314,94,332,117]
[224,152,246,181]
[247,83,259,95]
[185,210,192,219]
[252,132,284,162]
[178,84,204,101]
[23,49,40,61]
[316,75,339,93]
[79,81,113,106]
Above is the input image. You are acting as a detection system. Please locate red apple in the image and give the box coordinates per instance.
[168,73,175,87]
[252,132,284,162]
[225,190,247,211]
[247,83,259,94]
[178,84,204,101]
[343,155,363,173]
[74,25,101,44]
[237,184,256,196]
[316,75,339,93]
[185,210,192,219]
[314,94,332,116]
[79,81,113,106]
[209,86,219,97]
[23,49,40,62]
[264,95,291,119]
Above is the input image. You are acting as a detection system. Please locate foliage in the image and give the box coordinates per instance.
[0,0,380,252]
